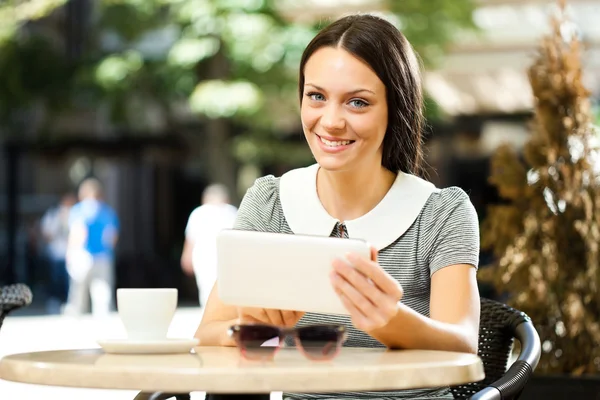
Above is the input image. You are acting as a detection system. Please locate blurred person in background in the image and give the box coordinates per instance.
[40,192,77,314]
[65,177,120,317]
[181,183,238,308]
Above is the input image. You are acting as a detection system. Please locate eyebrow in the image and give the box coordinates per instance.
[305,83,376,95]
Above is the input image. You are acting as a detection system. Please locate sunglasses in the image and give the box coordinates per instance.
[228,323,347,361]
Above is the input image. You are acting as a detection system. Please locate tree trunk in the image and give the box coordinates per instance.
[202,44,238,203]
[205,117,238,202]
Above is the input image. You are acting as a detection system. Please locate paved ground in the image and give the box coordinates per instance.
[0,307,283,400]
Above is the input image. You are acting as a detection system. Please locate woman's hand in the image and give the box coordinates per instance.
[238,307,304,327]
[330,246,403,332]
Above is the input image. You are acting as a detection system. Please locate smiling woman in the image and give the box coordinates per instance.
[298,17,423,179]
[301,49,388,170]
[197,13,481,400]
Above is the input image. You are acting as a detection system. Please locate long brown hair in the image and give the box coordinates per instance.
[299,14,424,176]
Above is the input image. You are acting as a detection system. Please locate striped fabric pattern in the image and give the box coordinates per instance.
[233,175,480,400]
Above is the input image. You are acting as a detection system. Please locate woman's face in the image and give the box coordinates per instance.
[300,46,388,173]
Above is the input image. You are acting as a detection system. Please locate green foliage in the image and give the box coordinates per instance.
[232,131,314,167]
[388,0,478,66]
[0,0,68,124]
[0,35,72,120]
[0,0,476,163]
[0,0,66,44]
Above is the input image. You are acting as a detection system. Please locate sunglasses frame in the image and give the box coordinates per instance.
[228,323,347,361]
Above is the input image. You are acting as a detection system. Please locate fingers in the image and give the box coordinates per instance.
[331,252,403,332]
[281,310,303,326]
[330,269,382,322]
[239,314,265,324]
[331,258,386,306]
[344,253,403,300]
[238,307,302,327]
[265,309,285,326]
[370,245,378,262]
[238,307,267,324]
[332,273,398,331]
[336,291,380,331]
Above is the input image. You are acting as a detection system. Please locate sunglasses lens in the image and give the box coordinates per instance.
[235,325,281,360]
[296,325,344,360]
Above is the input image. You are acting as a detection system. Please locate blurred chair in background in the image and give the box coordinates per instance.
[0,284,33,332]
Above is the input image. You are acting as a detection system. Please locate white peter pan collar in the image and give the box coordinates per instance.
[279,163,440,250]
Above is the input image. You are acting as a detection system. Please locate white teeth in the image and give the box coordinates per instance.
[319,136,352,147]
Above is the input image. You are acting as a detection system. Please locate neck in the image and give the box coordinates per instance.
[316,164,396,222]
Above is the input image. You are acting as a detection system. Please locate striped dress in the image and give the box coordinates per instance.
[233,165,480,400]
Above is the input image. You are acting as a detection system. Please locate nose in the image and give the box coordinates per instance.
[320,104,346,132]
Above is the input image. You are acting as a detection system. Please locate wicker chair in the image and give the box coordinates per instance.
[451,297,541,400]
[134,298,541,400]
[0,284,33,332]
[132,394,189,400]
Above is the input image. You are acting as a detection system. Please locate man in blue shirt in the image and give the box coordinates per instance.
[65,177,120,317]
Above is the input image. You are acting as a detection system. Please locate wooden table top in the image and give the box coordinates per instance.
[0,346,484,393]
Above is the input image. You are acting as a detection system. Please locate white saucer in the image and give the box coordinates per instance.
[97,338,199,354]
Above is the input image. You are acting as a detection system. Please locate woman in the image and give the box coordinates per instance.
[196,13,480,400]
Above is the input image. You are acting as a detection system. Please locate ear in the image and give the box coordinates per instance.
[370,246,378,262]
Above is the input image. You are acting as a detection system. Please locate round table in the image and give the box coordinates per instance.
[0,346,484,394]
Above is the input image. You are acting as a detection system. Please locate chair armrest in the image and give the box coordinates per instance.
[514,320,541,371]
[472,320,541,400]
[0,284,33,311]
[0,284,33,331]
[133,392,190,400]
[470,386,502,400]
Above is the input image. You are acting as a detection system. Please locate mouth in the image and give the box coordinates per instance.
[316,134,356,148]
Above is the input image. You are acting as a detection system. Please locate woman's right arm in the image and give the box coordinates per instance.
[195,284,305,346]
[195,284,239,346]
[194,176,303,346]
[194,179,268,346]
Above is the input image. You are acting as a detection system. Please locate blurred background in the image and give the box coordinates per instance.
[0,0,599,311]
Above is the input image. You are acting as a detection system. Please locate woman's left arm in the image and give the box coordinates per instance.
[369,263,480,353]
[331,193,480,353]
[332,253,479,353]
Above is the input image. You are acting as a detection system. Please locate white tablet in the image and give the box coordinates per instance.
[216,229,371,316]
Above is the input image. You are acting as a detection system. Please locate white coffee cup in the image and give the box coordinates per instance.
[116,288,178,341]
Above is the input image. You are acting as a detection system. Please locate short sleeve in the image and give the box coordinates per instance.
[68,204,81,228]
[234,175,279,232]
[184,208,200,239]
[224,205,238,228]
[427,187,480,276]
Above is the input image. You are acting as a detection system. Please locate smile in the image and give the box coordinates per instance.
[317,135,355,148]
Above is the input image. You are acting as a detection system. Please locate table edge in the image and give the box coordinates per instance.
[0,348,485,393]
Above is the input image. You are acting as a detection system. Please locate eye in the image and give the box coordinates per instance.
[349,99,368,109]
[306,92,325,102]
